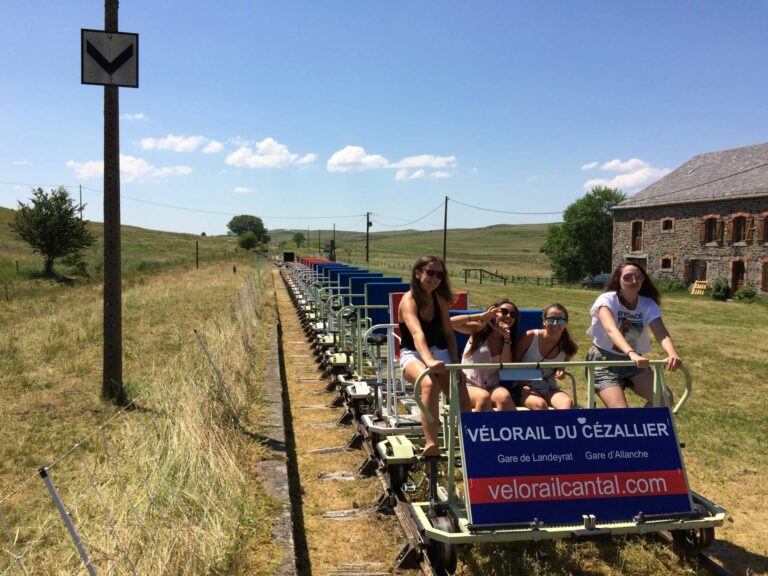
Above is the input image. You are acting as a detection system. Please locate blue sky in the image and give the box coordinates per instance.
[2,1,766,235]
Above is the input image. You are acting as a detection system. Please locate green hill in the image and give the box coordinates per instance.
[0,205,241,282]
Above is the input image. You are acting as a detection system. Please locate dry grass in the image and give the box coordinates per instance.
[0,259,280,574]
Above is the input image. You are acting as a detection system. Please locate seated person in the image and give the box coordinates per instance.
[451,299,519,411]
[514,303,577,410]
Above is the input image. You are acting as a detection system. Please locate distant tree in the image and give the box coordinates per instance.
[227,215,270,243]
[237,231,258,251]
[10,186,96,277]
[541,186,626,282]
[292,231,306,248]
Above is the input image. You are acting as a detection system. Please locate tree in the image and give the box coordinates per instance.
[541,186,627,282]
[227,214,270,244]
[237,231,258,251]
[292,231,306,248]
[10,187,96,277]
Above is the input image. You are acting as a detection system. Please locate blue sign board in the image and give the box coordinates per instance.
[460,408,692,526]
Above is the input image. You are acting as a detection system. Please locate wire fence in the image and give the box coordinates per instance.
[0,270,270,575]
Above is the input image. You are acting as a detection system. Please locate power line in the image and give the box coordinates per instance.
[371,200,445,228]
[450,197,563,215]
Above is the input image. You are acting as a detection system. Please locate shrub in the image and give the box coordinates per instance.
[710,279,730,301]
[658,280,688,293]
[733,285,758,302]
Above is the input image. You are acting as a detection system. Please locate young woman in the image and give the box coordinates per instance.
[451,299,519,411]
[514,303,577,410]
[586,261,682,408]
[398,256,471,457]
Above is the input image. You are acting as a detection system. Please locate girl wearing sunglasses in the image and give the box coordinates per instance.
[586,261,682,408]
[451,298,520,411]
[398,256,472,458]
[514,303,578,409]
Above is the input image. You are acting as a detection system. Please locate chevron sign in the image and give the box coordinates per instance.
[81,29,139,88]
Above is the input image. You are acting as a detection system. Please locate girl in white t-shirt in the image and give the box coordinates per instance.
[586,262,682,408]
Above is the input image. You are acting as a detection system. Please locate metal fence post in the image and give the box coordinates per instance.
[39,467,97,576]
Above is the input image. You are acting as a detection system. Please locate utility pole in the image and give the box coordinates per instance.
[102,0,125,404]
[442,196,448,263]
[79,185,83,220]
[365,212,371,263]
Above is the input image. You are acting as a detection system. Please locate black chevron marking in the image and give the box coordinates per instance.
[86,41,134,75]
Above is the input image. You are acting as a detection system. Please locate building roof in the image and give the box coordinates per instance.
[614,142,768,210]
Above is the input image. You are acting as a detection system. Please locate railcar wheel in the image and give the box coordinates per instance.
[388,464,409,493]
[428,515,457,575]
[671,503,715,557]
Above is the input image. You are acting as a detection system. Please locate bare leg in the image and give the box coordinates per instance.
[521,390,548,410]
[629,369,673,407]
[548,390,573,410]
[597,385,629,408]
[404,361,444,456]
[490,387,516,411]
[467,386,492,411]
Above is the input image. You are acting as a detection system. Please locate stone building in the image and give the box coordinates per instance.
[611,142,768,293]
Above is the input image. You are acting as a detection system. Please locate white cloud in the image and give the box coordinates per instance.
[225,137,312,168]
[67,155,192,183]
[120,113,146,121]
[391,154,456,169]
[66,159,103,180]
[140,134,207,152]
[582,157,671,192]
[328,147,457,180]
[581,161,598,170]
[12,160,30,166]
[327,145,389,172]
[600,158,648,172]
[202,140,223,154]
[296,153,317,165]
[233,186,252,194]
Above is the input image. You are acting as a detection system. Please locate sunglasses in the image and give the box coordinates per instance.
[545,317,567,325]
[622,273,644,282]
[498,308,517,318]
[422,269,445,280]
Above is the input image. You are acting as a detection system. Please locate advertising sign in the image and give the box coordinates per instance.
[460,408,692,526]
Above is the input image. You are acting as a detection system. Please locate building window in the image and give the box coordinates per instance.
[699,216,722,244]
[661,218,675,232]
[727,213,753,244]
[685,260,707,284]
[759,214,768,244]
[762,261,768,293]
[630,220,643,252]
[660,257,673,271]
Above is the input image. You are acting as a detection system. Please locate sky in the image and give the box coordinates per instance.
[1,1,767,236]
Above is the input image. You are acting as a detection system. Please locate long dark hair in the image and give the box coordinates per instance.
[467,298,519,355]
[410,255,454,310]
[605,261,661,305]
[543,303,578,357]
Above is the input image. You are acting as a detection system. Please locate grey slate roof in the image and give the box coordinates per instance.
[613,142,768,210]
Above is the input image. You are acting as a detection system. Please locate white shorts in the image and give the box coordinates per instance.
[399,346,452,372]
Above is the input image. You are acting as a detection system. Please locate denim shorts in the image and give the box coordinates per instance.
[586,345,645,391]
[399,346,453,372]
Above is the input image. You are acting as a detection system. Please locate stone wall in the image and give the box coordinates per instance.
[612,197,768,292]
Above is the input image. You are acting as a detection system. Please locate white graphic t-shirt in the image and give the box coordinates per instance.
[587,292,661,354]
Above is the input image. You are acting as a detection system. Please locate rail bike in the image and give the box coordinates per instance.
[280,256,726,575]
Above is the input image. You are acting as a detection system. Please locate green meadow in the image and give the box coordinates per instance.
[2,207,766,574]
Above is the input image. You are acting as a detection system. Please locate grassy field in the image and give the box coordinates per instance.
[271,223,554,278]
[2,207,767,574]
[1,205,243,285]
